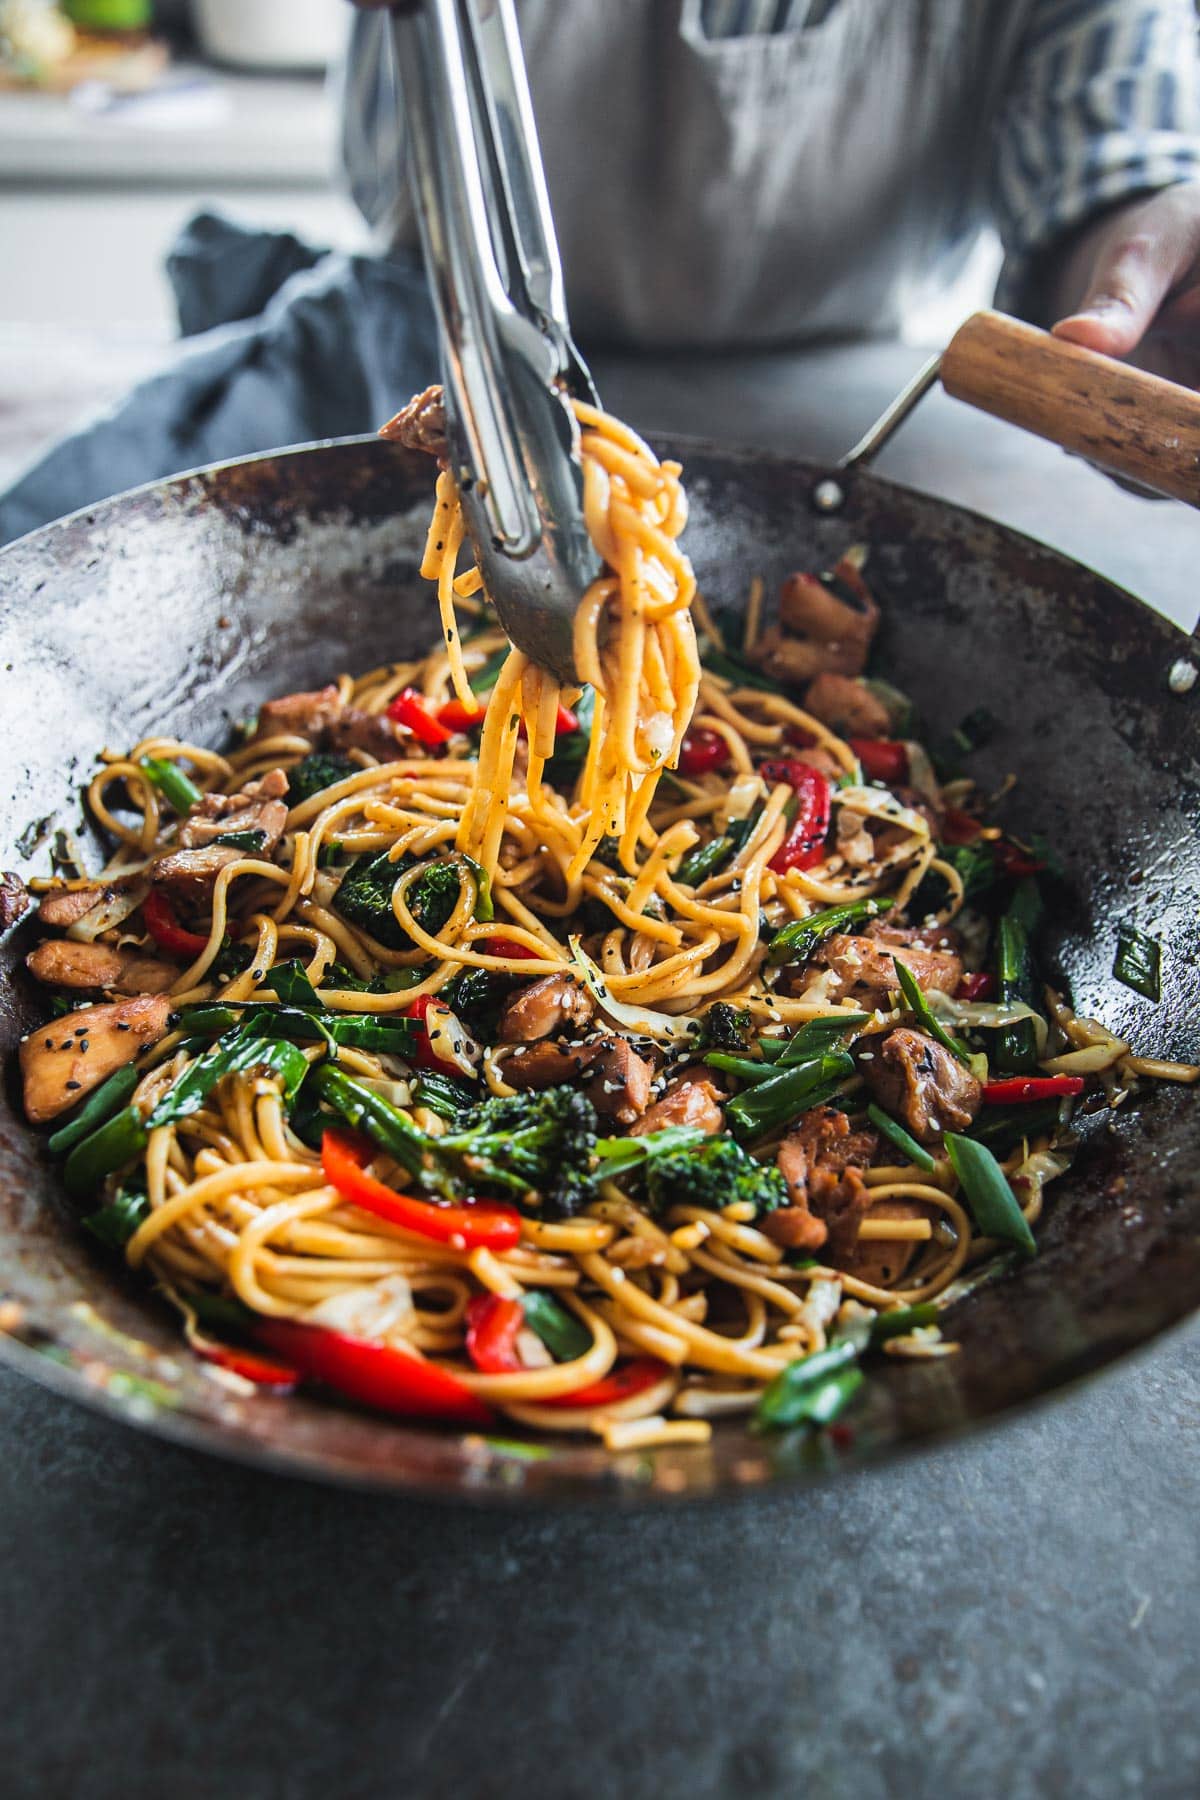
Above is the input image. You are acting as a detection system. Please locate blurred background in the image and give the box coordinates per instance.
[0,0,370,489]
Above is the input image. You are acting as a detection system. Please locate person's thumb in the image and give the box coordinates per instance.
[1052,229,1179,356]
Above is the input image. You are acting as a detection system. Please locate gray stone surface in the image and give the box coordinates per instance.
[3,343,1198,1799]
[2,1321,1198,1800]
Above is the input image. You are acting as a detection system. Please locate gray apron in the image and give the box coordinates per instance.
[341,0,1035,348]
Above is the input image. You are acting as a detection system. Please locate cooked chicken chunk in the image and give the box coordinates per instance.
[378,384,448,459]
[0,871,29,932]
[503,1033,653,1124]
[498,974,594,1044]
[749,561,880,685]
[152,845,243,893]
[765,1105,879,1257]
[26,939,175,995]
[821,932,963,1008]
[326,707,409,760]
[20,994,170,1123]
[803,672,892,737]
[252,684,344,745]
[629,1073,724,1137]
[861,1027,982,1144]
[180,767,289,854]
[37,876,139,930]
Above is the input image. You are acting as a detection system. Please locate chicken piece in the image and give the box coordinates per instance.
[842,1198,926,1288]
[862,1027,982,1145]
[152,845,243,894]
[778,568,879,659]
[865,919,962,956]
[765,1106,879,1256]
[37,876,140,930]
[498,974,594,1044]
[253,684,344,745]
[179,768,290,854]
[629,1072,724,1138]
[26,939,177,996]
[503,1033,653,1124]
[821,932,963,1008]
[326,706,410,760]
[803,672,892,738]
[20,994,170,1124]
[378,384,448,459]
[0,871,29,932]
[751,626,862,686]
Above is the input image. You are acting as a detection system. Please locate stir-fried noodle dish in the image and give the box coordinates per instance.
[10,389,1196,1450]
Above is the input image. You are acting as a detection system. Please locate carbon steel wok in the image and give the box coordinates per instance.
[0,435,1196,1503]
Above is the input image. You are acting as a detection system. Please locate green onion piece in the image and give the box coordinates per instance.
[866,1102,936,1172]
[703,1051,773,1083]
[968,1099,1063,1158]
[767,899,882,967]
[725,1051,855,1140]
[799,1365,865,1426]
[993,915,1039,1073]
[945,1131,1037,1256]
[891,957,971,1067]
[47,1064,139,1158]
[461,854,494,923]
[675,834,734,888]
[520,1293,592,1362]
[83,1181,150,1249]
[777,1012,871,1065]
[754,1339,860,1430]
[309,1063,435,1189]
[869,1301,939,1344]
[1113,924,1162,1003]
[413,1071,475,1123]
[64,1106,149,1198]
[139,755,202,814]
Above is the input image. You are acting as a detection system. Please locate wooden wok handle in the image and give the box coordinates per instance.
[940,310,1200,508]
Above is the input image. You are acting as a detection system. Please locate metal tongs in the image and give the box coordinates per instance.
[389,0,599,685]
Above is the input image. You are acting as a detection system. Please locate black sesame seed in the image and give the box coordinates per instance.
[65,1080,81,1091]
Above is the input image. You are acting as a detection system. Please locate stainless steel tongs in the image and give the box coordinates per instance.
[389,0,600,684]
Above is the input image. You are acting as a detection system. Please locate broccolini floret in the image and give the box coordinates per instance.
[639,1136,789,1219]
[433,1086,600,1218]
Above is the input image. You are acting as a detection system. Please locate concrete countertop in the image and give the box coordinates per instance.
[1,341,1197,1800]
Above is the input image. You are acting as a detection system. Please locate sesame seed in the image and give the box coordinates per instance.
[65,1080,81,1091]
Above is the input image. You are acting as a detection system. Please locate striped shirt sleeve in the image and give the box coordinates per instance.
[993,0,1200,311]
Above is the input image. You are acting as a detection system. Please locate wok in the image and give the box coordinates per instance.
[0,432,1196,1502]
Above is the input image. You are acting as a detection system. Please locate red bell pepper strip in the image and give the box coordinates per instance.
[404,992,464,1075]
[957,971,997,1002]
[849,737,909,785]
[322,1129,522,1251]
[942,807,984,846]
[143,886,210,958]
[994,841,1046,878]
[484,936,541,960]
[981,1075,1085,1105]
[677,726,730,777]
[437,697,487,732]
[464,1294,525,1373]
[255,1317,494,1425]
[387,687,453,748]
[190,1335,300,1390]
[541,1356,669,1409]
[760,760,833,875]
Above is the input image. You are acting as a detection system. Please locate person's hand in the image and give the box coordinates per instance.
[1047,182,1200,390]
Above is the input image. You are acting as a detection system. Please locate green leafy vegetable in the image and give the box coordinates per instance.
[993,914,1040,1073]
[754,1340,861,1430]
[1113,924,1162,1003]
[47,1064,139,1158]
[63,1106,149,1198]
[83,1179,150,1249]
[968,1098,1064,1159]
[866,1102,936,1172]
[944,1131,1037,1256]
[268,960,322,1008]
[520,1293,591,1362]
[211,828,267,853]
[892,956,971,1067]
[767,899,882,967]
[139,756,202,814]
[148,1025,311,1127]
[285,752,358,807]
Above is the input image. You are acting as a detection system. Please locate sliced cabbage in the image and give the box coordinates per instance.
[66,877,151,943]
[424,998,482,1074]
[569,937,701,1046]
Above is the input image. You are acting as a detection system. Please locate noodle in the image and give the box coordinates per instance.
[16,391,1194,1451]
